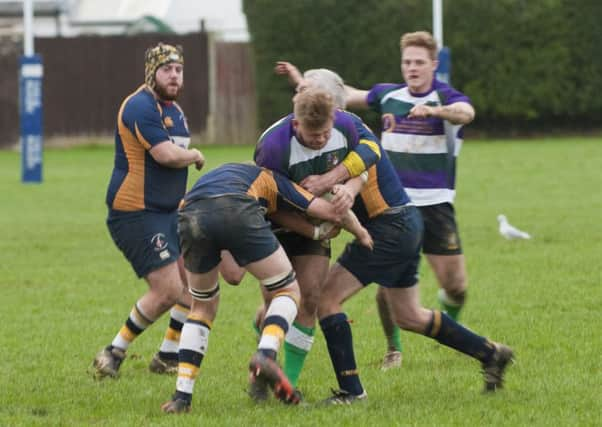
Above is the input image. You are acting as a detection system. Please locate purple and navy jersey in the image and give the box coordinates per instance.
[255,109,409,224]
[106,84,191,213]
[255,110,380,184]
[367,80,471,206]
[184,163,316,215]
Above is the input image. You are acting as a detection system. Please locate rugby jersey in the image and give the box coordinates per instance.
[184,163,315,215]
[255,109,409,224]
[255,110,380,184]
[367,80,471,206]
[106,84,191,213]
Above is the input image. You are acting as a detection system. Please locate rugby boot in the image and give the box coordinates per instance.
[92,346,125,379]
[482,342,514,392]
[248,352,301,405]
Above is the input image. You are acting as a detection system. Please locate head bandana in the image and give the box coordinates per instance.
[144,43,184,89]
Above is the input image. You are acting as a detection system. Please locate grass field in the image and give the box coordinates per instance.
[1,137,601,426]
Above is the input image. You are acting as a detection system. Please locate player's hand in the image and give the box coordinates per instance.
[331,184,354,213]
[357,227,374,250]
[300,174,331,197]
[408,104,438,119]
[274,61,303,85]
[191,149,205,170]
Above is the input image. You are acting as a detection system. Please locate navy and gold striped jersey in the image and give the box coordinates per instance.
[106,84,191,214]
[184,163,316,215]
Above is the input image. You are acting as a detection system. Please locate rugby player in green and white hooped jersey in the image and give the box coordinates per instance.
[253,88,380,390]
[345,30,476,369]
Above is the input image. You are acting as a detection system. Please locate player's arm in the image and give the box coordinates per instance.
[274,61,304,87]
[408,101,475,125]
[344,85,370,109]
[300,115,379,197]
[268,210,341,241]
[126,98,205,170]
[150,142,205,170]
[305,195,372,248]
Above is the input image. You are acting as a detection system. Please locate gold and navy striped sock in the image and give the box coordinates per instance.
[427,310,495,362]
[258,292,298,359]
[175,314,212,401]
[111,302,154,351]
[159,303,190,361]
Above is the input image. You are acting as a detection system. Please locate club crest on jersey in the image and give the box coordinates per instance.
[164,116,174,128]
[326,152,339,169]
[151,233,168,251]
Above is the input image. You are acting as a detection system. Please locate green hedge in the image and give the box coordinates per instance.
[243,0,602,135]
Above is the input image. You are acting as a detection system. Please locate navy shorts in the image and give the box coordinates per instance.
[419,203,463,255]
[107,209,180,278]
[338,205,423,288]
[276,230,331,258]
[178,195,280,274]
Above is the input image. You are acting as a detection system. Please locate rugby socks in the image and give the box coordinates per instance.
[438,289,466,321]
[376,291,402,352]
[320,313,364,396]
[158,303,190,362]
[110,302,155,352]
[389,328,403,352]
[283,322,315,387]
[174,315,211,403]
[258,292,298,360]
[426,310,495,363]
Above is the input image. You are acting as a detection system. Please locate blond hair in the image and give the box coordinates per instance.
[294,88,335,129]
[400,31,437,61]
[303,69,346,109]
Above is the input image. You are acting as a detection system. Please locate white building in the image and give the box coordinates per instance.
[0,0,249,40]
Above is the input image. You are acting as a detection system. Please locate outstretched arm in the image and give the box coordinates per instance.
[274,61,304,87]
[408,101,475,125]
[344,85,370,109]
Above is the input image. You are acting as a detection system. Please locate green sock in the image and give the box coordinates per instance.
[283,322,314,387]
[390,327,403,352]
[438,289,464,321]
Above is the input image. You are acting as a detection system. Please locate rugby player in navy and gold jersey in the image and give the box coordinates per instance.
[92,43,204,379]
[161,163,372,413]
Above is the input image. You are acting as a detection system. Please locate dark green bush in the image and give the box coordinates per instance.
[244,0,601,135]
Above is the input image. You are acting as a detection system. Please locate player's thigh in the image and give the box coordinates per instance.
[426,253,467,290]
[146,260,182,295]
[245,245,293,281]
[291,254,329,298]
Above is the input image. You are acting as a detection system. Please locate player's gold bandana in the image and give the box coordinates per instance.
[144,43,184,89]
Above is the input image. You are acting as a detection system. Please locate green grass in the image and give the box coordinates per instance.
[1,138,601,426]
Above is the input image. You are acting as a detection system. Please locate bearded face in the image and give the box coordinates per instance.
[153,62,184,101]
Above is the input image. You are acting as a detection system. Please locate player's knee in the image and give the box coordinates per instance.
[299,282,321,313]
[392,306,428,332]
[442,271,467,295]
[153,289,179,312]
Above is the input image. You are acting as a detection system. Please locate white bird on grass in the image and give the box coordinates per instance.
[497,214,531,240]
